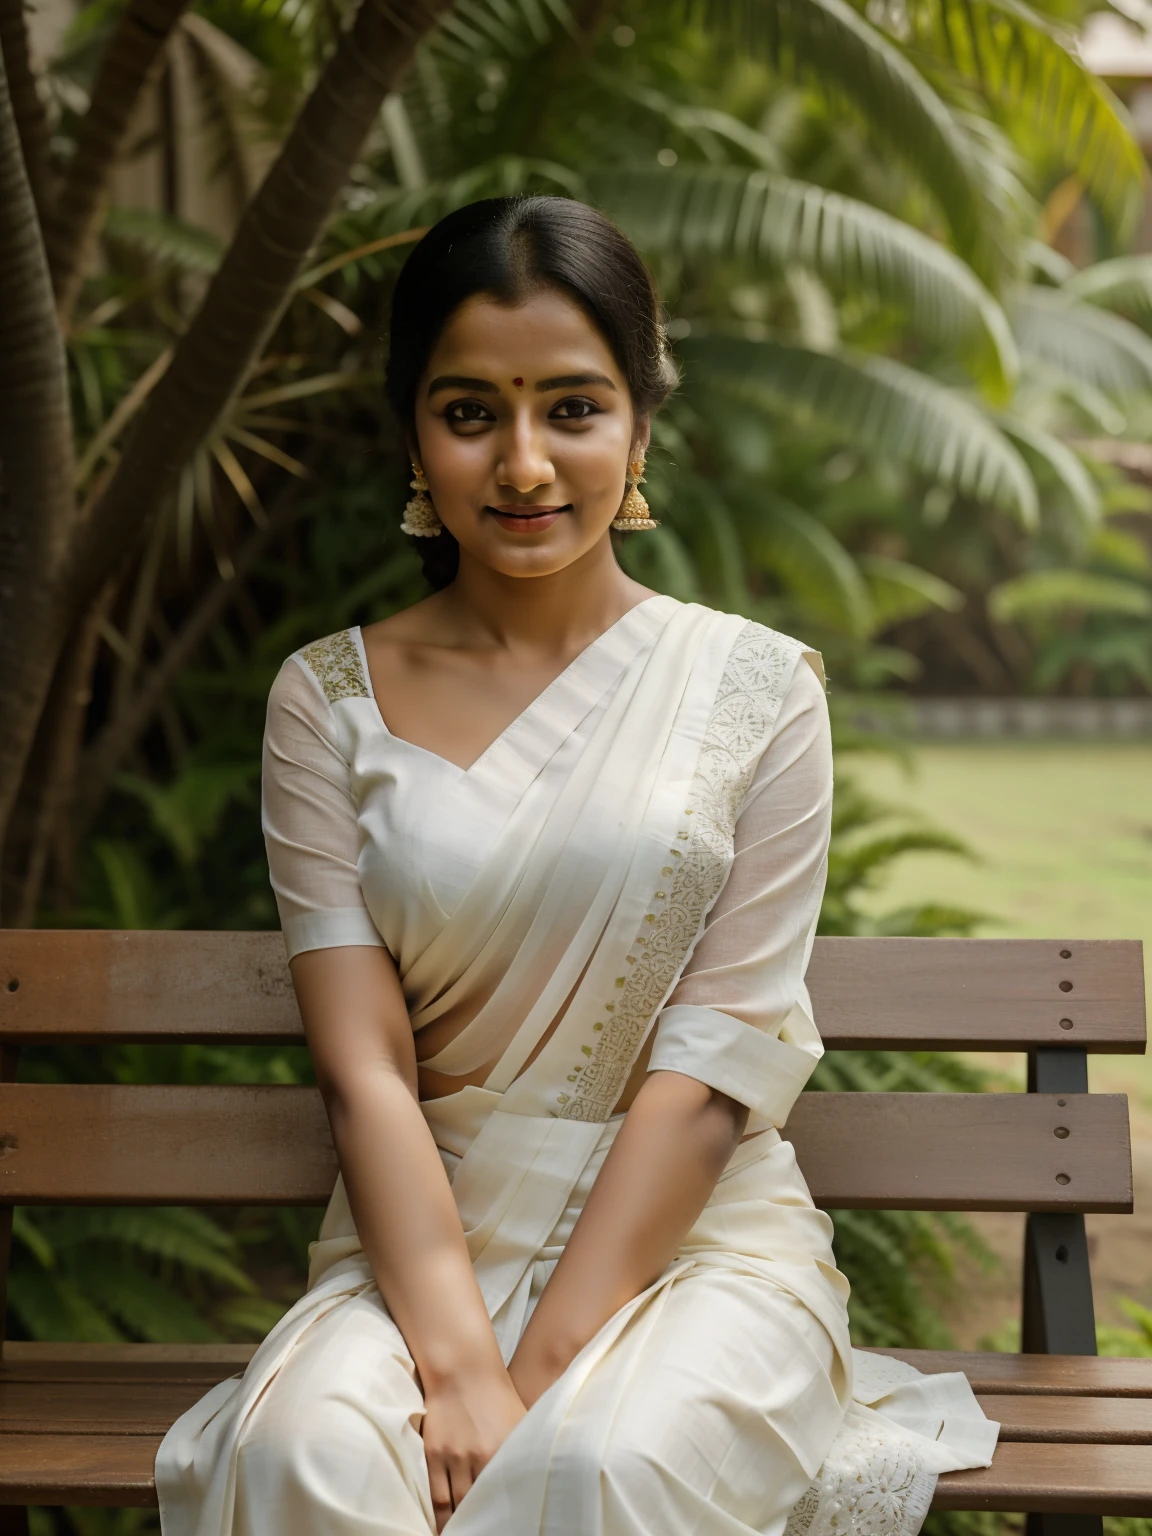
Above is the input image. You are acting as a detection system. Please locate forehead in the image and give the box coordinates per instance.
[428,289,624,379]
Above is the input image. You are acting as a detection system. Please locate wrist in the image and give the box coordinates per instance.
[414,1324,508,1394]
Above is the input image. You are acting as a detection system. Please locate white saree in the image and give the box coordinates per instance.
[156,594,998,1536]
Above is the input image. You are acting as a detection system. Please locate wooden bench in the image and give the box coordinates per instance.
[0,931,1148,1534]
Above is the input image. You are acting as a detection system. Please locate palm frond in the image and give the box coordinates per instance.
[987,568,1152,623]
[1063,255,1152,325]
[102,207,225,274]
[589,166,1017,394]
[903,0,1143,242]
[749,495,875,636]
[431,0,572,65]
[679,0,998,281]
[997,416,1101,532]
[1010,285,1152,396]
[858,554,965,627]
[679,335,1038,525]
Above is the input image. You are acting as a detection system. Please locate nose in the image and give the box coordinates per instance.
[495,409,555,494]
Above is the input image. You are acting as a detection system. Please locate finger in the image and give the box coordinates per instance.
[426,1453,453,1534]
[448,1452,473,1512]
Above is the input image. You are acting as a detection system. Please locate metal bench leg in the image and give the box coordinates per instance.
[1022,1049,1101,1536]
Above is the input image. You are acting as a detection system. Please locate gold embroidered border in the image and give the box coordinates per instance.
[555,622,807,1122]
[300,629,369,705]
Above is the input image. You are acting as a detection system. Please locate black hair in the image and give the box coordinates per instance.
[384,195,678,589]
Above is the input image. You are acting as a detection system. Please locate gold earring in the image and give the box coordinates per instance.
[611,458,659,531]
[400,464,443,538]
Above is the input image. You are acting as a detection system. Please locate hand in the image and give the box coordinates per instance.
[420,1368,526,1532]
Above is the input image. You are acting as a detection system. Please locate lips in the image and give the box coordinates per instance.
[487,504,570,532]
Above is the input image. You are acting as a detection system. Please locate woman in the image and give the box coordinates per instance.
[157,195,997,1536]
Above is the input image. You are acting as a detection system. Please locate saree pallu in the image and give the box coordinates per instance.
[157,597,998,1536]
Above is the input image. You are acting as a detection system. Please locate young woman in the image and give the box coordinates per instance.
[157,196,997,1536]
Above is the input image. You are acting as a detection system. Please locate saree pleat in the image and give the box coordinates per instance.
[156,597,998,1536]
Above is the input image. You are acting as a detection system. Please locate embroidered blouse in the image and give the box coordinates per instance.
[261,596,832,1121]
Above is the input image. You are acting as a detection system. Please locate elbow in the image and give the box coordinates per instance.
[646,1070,749,1162]
[317,1059,413,1128]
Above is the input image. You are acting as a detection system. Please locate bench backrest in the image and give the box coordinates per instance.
[0,932,1145,1337]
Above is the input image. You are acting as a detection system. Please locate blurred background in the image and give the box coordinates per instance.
[2,0,1152,1528]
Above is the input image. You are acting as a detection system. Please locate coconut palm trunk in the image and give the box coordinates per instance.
[45,0,199,327]
[0,0,452,884]
[0,43,77,901]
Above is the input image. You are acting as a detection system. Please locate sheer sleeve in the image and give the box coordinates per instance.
[262,656,386,961]
[648,653,831,1130]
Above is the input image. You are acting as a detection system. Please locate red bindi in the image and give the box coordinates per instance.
[512,377,524,388]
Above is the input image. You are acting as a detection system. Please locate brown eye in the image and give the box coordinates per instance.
[445,400,493,423]
[551,398,598,419]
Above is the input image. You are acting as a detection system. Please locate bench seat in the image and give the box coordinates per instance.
[3,1343,1152,1513]
[1,931,1147,1528]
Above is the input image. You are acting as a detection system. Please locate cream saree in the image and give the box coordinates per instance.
[156,594,997,1536]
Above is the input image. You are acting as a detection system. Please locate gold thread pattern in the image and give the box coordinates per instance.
[300,630,369,705]
[556,622,808,1121]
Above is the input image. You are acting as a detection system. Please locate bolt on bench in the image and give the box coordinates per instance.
[0,931,1147,1535]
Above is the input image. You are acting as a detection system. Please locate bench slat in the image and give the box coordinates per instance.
[5,1378,1151,1443]
[869,1350,1152,1397]
[982,1393,1152,1443]
[0,1086,1132,1212]
[9,1344,1151,1397]
[934,1441,1152,1514]
[1,932,1145,1053]
[0,1434,161,1507]
[3,1433,1149,1512]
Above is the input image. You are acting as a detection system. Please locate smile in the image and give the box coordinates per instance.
[487,505,570,532]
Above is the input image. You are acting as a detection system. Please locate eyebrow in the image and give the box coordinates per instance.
[425,371,618,396]
[426,375,499,396]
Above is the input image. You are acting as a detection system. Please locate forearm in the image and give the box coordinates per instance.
[509,1070,747,1403]
[327,1071,505,1388]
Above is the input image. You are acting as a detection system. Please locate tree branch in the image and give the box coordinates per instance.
[0,0,53,220]
[0,40,76,883]
[44,0,196,328]
[69,0,451,614]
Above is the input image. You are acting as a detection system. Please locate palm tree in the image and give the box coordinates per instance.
[1,0,1147,911]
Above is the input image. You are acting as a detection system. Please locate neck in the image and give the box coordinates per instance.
[443,538,653,655]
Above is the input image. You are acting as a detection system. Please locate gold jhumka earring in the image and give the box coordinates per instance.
[611,459,659,531]
[400,464,443,537]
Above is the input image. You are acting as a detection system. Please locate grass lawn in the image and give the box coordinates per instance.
[846,741,1152,1341]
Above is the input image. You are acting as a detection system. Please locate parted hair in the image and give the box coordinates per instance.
[384,195,678,588]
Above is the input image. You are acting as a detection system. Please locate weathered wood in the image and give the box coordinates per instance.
[1,932,1145,1053]
[868,1349,1152,1397]
[0,1085,1133,1211]
[934,1441,1152,1514]
[982,1393,1152,1443]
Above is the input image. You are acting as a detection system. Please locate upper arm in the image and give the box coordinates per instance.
[263,658,414,1096]
[666,652,832,1034]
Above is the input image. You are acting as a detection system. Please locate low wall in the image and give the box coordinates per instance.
[846,696,1152,740]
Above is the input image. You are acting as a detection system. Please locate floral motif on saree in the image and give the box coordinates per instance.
[300,628,369,704]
